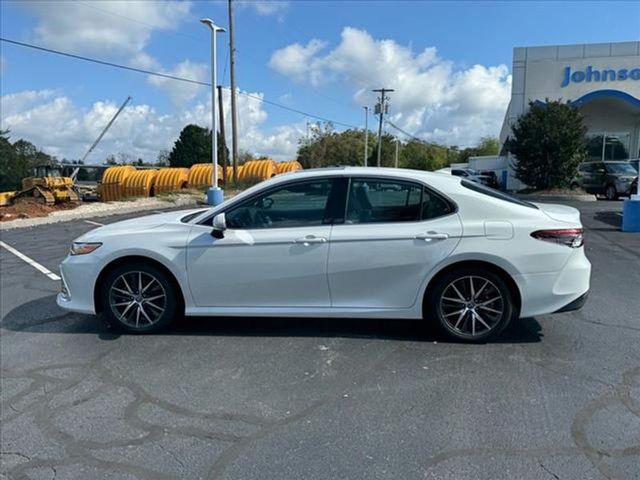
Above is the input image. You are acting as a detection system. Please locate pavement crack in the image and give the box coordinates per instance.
[539,460,561,479]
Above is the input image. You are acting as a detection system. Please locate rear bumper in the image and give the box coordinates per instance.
[515,248,591,318]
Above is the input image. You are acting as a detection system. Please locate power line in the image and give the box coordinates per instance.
[74,1,207,43]
[386,120,427,144]
[0,37,359,129]
[0,37,210,86]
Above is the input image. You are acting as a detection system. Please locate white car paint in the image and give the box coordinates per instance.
[57,167,591,322]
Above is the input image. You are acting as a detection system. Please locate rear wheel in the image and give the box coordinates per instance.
[100,263,177,333]
[427,268,515,342]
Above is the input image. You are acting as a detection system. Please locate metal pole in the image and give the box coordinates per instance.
[201,18,225,205]
[211,29,219,193]
[395,137,399,168]
[228,0,239,185]
[363,106,368,167]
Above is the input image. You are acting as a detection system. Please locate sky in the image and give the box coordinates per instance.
[1,0,639,163]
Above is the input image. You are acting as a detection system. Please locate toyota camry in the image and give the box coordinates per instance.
[57,167,591,342]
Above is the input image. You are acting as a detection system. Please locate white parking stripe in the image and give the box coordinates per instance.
[153,210,165,214]
[84,220,104,226]
[0,241,61,281]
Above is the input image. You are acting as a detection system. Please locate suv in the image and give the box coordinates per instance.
[574,161,639,200]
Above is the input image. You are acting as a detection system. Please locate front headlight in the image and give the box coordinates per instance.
[70,242,102,255]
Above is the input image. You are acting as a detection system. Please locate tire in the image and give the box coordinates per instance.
[605,185,618,201]
[426,267,516,343]
[100,262,178,334]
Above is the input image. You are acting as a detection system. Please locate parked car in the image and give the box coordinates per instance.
[574,161,638,200]
[58,167,591,342]
[451,168,494,188]
[478,170,501,190]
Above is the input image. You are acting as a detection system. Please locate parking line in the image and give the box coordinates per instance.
[0,240,61,281]
[84,220,104,226]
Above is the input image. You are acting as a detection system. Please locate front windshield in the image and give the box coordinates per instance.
[605,163,638,175]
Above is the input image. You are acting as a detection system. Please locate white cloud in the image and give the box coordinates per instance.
[269,27,512,147]
[242,1,289,16]
[268,39,328,86]
[26,1,192,57]
[1,90,302,162]
[148,60,208,106]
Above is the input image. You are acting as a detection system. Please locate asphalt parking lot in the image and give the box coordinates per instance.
[1,201,639,480]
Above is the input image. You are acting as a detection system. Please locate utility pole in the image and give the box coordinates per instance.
[217,85,228,183]
[228,0,239,185]
[395,137,399,168]
[363,106,369,167]
[373,88,394,167]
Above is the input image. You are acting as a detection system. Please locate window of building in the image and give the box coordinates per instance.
[586,132,631,162]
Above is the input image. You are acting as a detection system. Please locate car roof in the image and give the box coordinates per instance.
[283,166,461,184]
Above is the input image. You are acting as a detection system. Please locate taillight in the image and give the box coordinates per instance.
[531,228,584,248]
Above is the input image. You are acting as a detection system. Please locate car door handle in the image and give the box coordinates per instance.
[294,235,327,245]
[415,231,449,241]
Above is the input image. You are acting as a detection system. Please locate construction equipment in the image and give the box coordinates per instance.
[12,165,79,205]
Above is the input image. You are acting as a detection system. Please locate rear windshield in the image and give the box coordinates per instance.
[461,179,538,209]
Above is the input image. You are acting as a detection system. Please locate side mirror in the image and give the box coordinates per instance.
[211,213,226,239]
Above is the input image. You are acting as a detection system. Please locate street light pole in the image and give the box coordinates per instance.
[363,106,369,167]
[200,18,226,206]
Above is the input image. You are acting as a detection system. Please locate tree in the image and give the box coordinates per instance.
[457,136,500,162]
[168,124,228,168]
[399,140,450,171]
[508,100,587,190]
[157,149,170,167]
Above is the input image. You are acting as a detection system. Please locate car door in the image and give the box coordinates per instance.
[327,177,463,309]
[186,177,339,308]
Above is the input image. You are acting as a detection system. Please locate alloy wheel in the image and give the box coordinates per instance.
[439,275,504,338]
[108,271,167,328]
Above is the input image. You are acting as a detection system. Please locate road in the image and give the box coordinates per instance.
[1,201,639,480]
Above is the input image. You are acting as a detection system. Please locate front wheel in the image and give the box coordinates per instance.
[100,263,178,333]
[426,268,516,342]
[605,185,618,201]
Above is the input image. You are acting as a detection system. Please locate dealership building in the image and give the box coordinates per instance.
[470,41,640,190]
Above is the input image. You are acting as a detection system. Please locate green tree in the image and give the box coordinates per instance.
[508,100,587,190]
[399,140,449,171]
[168,124,228,168]
[0,130,22,190]
[457,136,500,162]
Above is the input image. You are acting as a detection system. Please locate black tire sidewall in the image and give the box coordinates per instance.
[100,262,177,334]
[427,267,515,343]
[606,185,617,200]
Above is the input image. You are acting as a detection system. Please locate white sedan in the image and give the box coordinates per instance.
[57,167,591,342]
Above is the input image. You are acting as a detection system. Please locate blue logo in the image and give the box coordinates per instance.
[561,65,640,87]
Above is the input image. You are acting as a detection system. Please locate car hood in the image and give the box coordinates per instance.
[533,203,581,225]
[77,208,207,241]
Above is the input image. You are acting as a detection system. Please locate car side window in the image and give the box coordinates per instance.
[224,179,334,230]
[345,179,423,224]
[421,187,454,219]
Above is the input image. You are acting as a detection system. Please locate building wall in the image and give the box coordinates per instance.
[496,41,640,190]
[500,41,640,146]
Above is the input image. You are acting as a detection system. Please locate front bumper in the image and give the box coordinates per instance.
[55,254,100,315]
[554,291,589,313]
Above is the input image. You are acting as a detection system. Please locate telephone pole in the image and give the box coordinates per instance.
[373,88,394,167]
[228,0,239,185]
[363,106,369,166]
[217,85,228,183]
